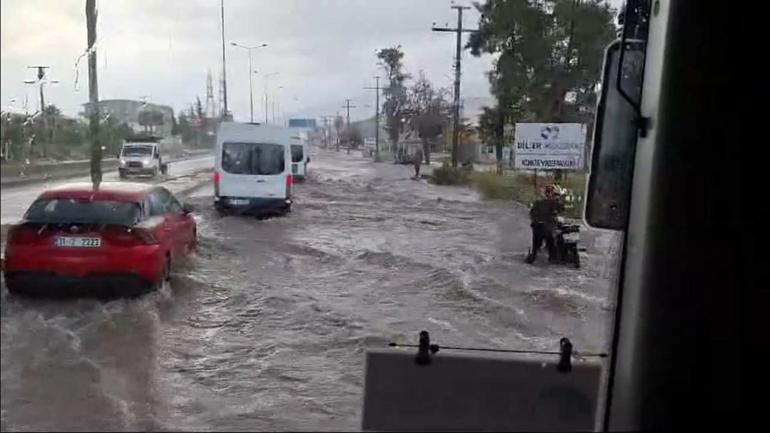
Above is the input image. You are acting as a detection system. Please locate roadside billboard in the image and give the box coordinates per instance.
[288,118,317,129]
[514,123,586,170]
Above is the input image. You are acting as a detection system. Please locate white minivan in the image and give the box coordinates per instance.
[290,135,310,181]
[214,122,293,215]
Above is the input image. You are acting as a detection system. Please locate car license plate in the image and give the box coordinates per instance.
[54,236,102,248]
[228,198,250,206]
[563,232,580,243]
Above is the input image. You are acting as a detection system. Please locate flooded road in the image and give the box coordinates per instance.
[1,149,619,431]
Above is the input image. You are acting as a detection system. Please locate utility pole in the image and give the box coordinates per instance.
[364,76,381,160]
[321,115,335,148]
[263,72,280,124]
[219,0,230,120]
[86,0,101,187]
[26,66,50,113]
[342,99,356,128]
[341,99,356,153]
[432,5,477,167]
[25,66,57,158]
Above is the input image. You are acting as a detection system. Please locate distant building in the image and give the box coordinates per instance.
[81,99,174,137]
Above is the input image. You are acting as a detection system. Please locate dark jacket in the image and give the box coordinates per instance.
[529,198,563,226]
[413,148,424,165]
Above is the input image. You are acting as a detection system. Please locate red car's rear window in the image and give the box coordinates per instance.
[24,199,142,226]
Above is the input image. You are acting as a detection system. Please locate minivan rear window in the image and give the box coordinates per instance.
[222,142,285,175]
[291,145,304,163]
[24,199,142,225]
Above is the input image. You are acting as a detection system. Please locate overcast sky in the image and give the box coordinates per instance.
[1,0,621,123]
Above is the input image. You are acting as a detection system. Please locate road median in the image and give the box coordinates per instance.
[1,151,212,188]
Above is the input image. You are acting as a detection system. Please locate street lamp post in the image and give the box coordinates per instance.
[230,42,268,122]
[273,86,285,125]
[263,72,280,124]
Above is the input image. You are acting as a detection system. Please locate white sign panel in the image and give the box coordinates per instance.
[514,123,586,170]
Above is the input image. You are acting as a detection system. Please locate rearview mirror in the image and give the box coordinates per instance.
[182,202,194,214]
[585,39,645,230]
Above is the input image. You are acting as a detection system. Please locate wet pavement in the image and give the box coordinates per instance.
[1,149,620,431]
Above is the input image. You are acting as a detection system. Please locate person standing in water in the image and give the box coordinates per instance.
[412,145,424,179]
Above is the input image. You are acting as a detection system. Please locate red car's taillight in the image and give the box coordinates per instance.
[6,225,40,245]
[102,226,158,246]
[131,227,158,245]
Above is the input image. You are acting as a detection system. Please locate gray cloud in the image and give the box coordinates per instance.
[2,0,621,122]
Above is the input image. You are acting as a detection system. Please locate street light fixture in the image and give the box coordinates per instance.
[230,42,268,122]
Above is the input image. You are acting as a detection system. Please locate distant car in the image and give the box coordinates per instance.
[118,142,168,178]
[3,182,196,297]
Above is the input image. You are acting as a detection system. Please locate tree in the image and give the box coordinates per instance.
[408,72,451,164]
[468,0,616,175]
[342,125,363,149]
[377,46,411,162]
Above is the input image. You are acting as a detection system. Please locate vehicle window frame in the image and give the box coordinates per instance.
[291,144,304,163]
[121,144,154,157]
[221,141,286,176]
[23,198,142,225]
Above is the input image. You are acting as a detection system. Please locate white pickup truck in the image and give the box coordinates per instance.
[117,141,168,179]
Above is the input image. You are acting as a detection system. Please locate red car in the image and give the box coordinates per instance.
[3,182,196,297]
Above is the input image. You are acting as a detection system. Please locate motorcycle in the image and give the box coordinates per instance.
[553,216,582,268]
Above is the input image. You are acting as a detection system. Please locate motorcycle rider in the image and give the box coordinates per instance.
[525,184,565,264]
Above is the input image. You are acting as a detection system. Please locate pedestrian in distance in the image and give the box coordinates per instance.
[412,146,424,179]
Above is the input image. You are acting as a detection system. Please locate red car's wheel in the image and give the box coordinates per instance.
[154,255,171,291]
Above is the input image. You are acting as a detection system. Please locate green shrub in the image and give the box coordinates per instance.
[472,171,513,200]
[430,162,471,185]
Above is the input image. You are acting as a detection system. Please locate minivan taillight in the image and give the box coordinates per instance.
[214,170,221,196]
[286,175,293,197]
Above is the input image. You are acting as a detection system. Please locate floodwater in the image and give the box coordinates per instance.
[1,149,619,431]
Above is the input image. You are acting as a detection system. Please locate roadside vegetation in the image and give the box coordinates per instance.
[431,166,586,219]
